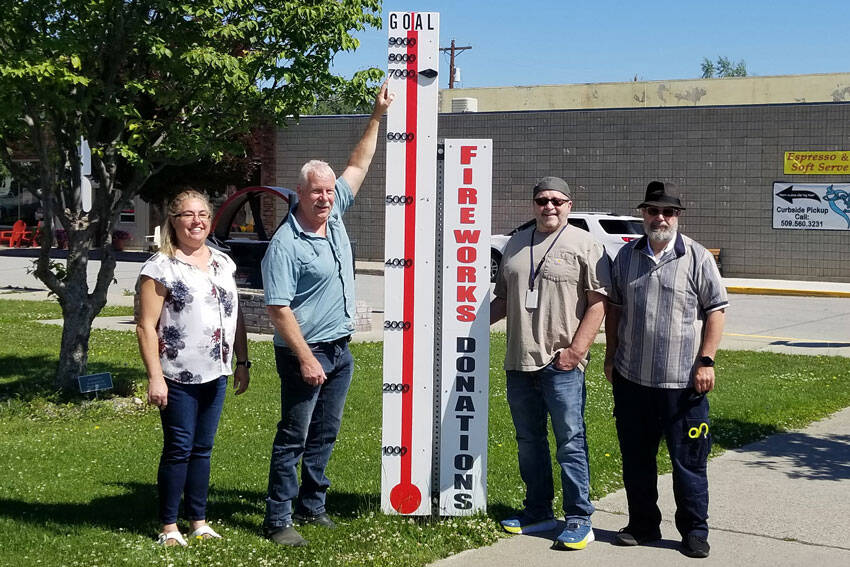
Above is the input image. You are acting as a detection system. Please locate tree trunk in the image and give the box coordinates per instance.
[56,298,97,392]
[49,228,114,392]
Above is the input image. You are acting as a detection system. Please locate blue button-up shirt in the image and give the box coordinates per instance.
[261,177,356,347]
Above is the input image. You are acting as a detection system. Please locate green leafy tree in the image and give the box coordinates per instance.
[0,0,383,391]
[701,56,747,78]
[304,82,383,115]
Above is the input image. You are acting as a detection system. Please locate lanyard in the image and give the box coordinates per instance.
[528,223,568,291]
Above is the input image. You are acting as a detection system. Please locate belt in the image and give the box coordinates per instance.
[313,335,351,347]
[277,335,351,355]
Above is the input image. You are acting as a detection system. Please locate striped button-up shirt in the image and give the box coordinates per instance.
[609,232,728,388]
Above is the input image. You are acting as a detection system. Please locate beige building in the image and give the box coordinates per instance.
[438,72,850,112]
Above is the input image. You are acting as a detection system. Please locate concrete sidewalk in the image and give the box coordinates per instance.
[723,277,850,298]
[430,406,850,567]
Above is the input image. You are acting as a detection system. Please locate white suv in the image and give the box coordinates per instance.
[490,212,644,281]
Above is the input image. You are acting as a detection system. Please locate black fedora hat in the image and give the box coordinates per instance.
[637,181,685,210]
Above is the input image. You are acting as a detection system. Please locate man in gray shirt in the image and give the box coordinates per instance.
[491,176,609,550]
[604,181,728,559]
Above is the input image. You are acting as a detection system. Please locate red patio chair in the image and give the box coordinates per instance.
[0,220,33,247]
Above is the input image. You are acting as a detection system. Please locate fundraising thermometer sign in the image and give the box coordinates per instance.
[439,141,491,514]
[381,11,440,516]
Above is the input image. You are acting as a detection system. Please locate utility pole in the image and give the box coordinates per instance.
[439,39,472,89]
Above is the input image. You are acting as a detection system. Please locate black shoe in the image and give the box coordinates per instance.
[614,526,662,546]
[681,533,710,558]
[264,524,308,547]
[292,511,336,529]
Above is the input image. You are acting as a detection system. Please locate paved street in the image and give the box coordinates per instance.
[1,251,849,355]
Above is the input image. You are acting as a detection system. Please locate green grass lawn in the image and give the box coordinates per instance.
[1,298,849,566]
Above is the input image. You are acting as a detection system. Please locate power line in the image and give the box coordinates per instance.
[439,40,472,89]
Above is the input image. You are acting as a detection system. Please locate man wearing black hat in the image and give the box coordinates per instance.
[604,181,728,559]
[491,176,609,550]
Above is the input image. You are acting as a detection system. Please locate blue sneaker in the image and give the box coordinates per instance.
[555,521,594,550]
[500,513,557,535]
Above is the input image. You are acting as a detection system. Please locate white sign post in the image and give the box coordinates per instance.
[381,10,440,516]
[80,137,92,213]
[438,140,491,514]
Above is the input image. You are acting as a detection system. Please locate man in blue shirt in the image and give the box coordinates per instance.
[261,84,393,547]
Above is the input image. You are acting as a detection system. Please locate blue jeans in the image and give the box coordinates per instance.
[157,376,227,524]
[265,337,354,529]
[612,371,711,538]
[506,364,594,524]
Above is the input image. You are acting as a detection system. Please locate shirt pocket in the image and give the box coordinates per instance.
[541,252,579,283]
[299,244,335,280]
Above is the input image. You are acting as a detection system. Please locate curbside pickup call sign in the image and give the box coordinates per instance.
[772,182,850,230]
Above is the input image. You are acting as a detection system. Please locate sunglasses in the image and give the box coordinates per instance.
[534,197,570,207]
[644,207,680,217]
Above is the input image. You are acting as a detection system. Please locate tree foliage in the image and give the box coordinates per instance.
[304,82,383,115]
[0,0,383,390]
[701,56,748,78]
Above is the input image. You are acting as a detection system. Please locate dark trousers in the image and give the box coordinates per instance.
[265,338,354,528]
[158,376,227,524]
[612,370,711,538]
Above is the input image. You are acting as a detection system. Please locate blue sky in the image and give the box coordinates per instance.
[331,0,850,88]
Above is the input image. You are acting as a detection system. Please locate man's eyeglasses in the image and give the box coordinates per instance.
[645,207,680,217]
[173,211,211,221]
[534,197,570,207]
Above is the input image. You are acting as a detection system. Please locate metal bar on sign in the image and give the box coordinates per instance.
[431,142,446,517]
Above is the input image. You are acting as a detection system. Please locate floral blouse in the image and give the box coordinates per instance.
[139,248,239,384]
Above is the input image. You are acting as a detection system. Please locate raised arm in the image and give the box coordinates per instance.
[341,81,394,196]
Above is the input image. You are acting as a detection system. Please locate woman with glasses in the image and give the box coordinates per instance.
[136,190,250,546]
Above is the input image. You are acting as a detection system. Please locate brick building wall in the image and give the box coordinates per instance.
[273,103,850,281]
[251,125,280,233]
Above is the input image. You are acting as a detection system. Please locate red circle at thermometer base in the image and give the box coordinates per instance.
[390,482,422,514]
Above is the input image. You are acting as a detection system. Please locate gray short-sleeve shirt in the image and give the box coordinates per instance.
[495,223,610,372]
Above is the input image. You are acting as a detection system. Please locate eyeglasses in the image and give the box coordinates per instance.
[644,207,680,217]
[534,197,570,207]
[173,211,211,221]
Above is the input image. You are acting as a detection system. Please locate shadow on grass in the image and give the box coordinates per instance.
[325,491,381,519]
[710,417,780,451]
[0,354,55,400]
[486,502,514,522]
[0,483,386,535]
[0,482,161,536]
[0,482,264,535]
[209,488,383,532]
[0,354,146,401]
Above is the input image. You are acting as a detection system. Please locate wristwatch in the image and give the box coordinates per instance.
[235,360,252,369]
[698,356,715,367]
